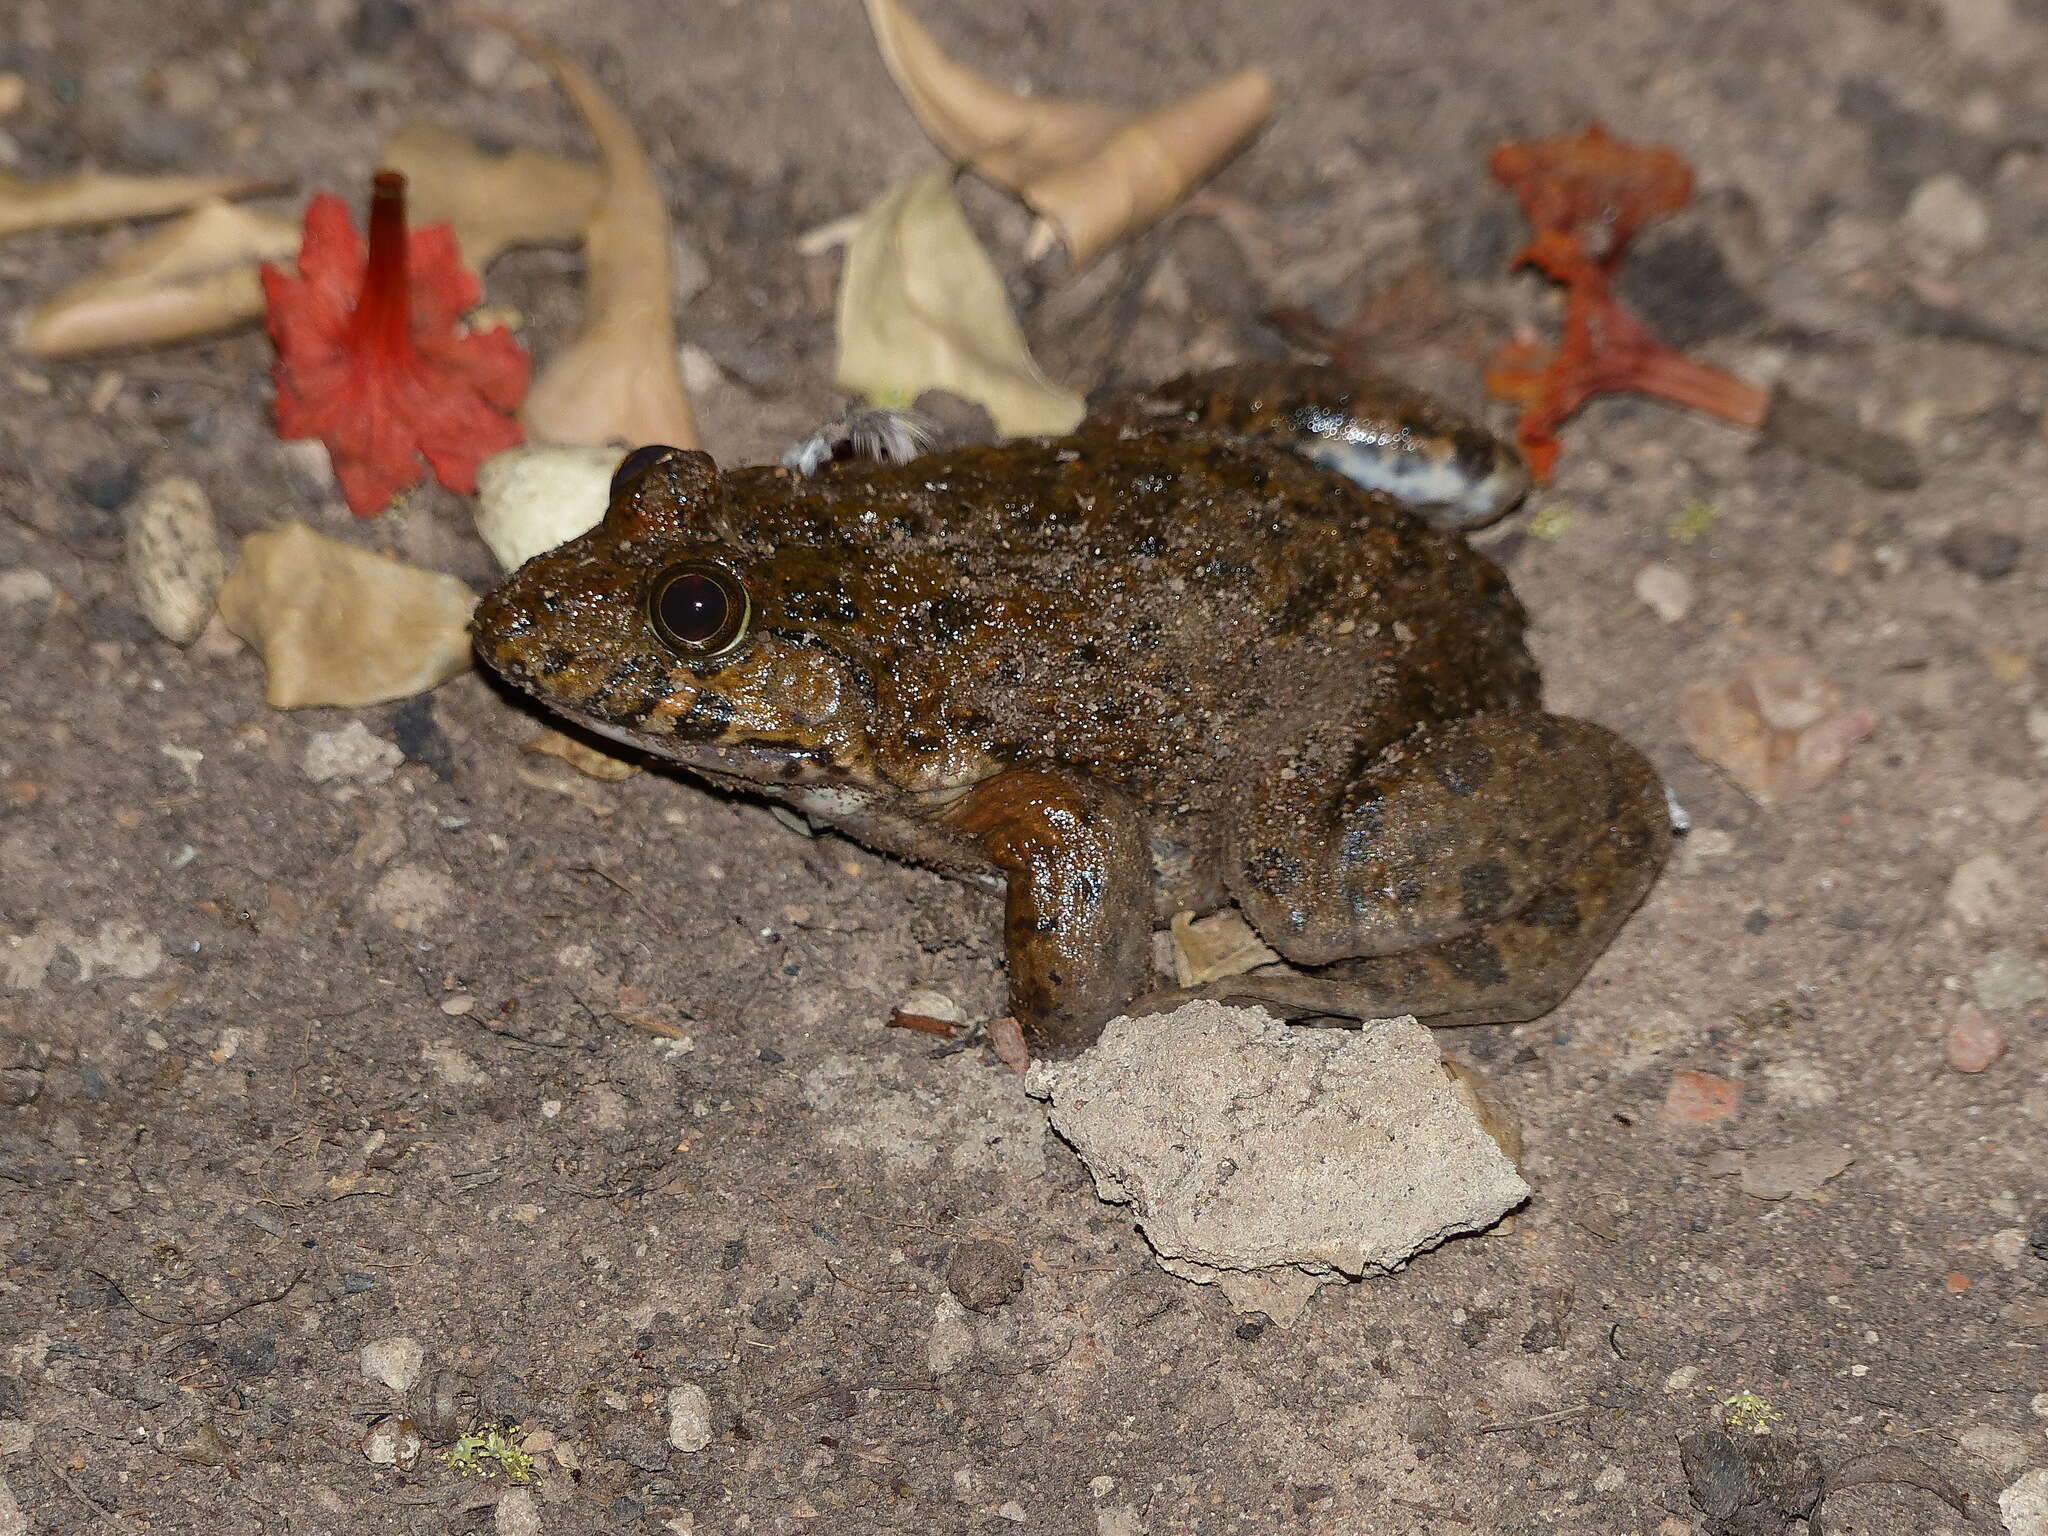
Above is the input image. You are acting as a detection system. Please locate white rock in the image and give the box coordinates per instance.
[0,1420,28,1456]
[0,568,54,605]
[666,1383,713,1453]
[360,1416,421,1469]
[302,721,403,785]
[1633,562,1694,623]
[124,476,226,645]
[2003,1468,2048,1535]
[360,1335,424,1392]
[474,444,620,573]
[1026,1004,1528,1295]
[1961,1425,2029,1473]
[495,1487,542,1536]
[0,1472,20,1536]
[1946,852,2025,927]
[925,1294,976,1374]
[1904,174,1991,260]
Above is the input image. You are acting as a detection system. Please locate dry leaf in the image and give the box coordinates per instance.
[864,0,1272,266]
[0,167,283,241]
[985,1013,1031,1075]
[1168,908,1281,988]
[489,20,700,450]
[216,522,476,709]
[381,119,602,272]
[522,726,640,781]
[838,167,1083,436]
[1676,652,1875,805]
[19,199,300,357]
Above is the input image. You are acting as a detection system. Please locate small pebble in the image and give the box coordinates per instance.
[1903,173,1991,260]
[1944,1004,2005,1073]
[1633,562,1694,623]
[0,569,55,606]
[2002,1468,2048,1536]
[1939,526,2022,581]
[361,1335,424,1392]
[302,721,404,786]
[124,476,226,646]
[494,1488,541,1536]
[946,1239,1026,1312]
[1972,949,2048,1013]
[665,1383,713,1453]
[0,75,25,117]
[360,1415,422,1469]
[1945,851,2025,927]
[1661,1068,1741,1127]
[1981,776,2039,826]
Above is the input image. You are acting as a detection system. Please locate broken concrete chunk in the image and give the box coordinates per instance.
[1026,1003,1529,1318]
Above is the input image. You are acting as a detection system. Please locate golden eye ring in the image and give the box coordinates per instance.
[646,560,750,658]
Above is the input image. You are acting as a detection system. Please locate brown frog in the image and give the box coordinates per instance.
[473,360,1670,1054]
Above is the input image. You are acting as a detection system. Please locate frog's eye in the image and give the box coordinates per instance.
[647,560,750,659]
[611,444,682,497]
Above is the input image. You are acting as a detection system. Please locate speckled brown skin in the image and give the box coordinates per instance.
[473,363,1669,1053]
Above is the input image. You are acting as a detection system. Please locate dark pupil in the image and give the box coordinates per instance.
[612,444,677,496]
[659,573,728,645]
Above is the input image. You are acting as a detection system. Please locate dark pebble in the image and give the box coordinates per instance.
[340,1271,378,1294]
[748,1277,807,1333]
[719,1239,747,1271]
[1837,78,1999,208]
[70,460,140,512]
[349,0,417,53]
[2028,1208,2048,1261]
[1938,527,2022,581]
[599,1417,672,1473]
[945,1239,1026,1313]
[0,1375,24,1416]
[1233,1316,1268,1342]
[222,1333,278,1378]
[1614,224,1766,349]
[756,1048,785,1065]
[387,697,458,780]
[1431,203,1517,282]
[76,1063,108,1101]
[1679,1427,1824,1535]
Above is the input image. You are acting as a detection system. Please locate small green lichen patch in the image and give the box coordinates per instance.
[1720,1390,1783,1434]
[437,1425,537,1483]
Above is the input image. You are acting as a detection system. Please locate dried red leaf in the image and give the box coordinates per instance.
[1484,129,1765,481]
[887,1009,958,1038]
[1489,121,1692,268]
[262,171,528,516]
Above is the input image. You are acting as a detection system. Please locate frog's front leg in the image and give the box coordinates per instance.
[1087,359,1530,529]
[1156,711,1670,1025]
[934,769,1154,1055]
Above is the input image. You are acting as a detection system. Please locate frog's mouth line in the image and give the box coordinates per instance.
[549,704,841,785]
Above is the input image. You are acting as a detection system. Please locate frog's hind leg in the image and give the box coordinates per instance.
[1086,359,1530,529]
[1157,712,1671,1026]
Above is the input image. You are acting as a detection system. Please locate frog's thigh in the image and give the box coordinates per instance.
[1152,773,1667,1026]
[935,769,1153,1055]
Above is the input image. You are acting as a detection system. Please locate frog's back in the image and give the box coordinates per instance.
[720,429,1539,809]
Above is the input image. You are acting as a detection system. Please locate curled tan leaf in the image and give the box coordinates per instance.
[1168,908,1280,988]
[837,167,1083,437]
[19,199,299,357]
[380,119,602,272]
[0,167,285,241]
[485,19,700,450]
[522,726,640,782]
[216,523,476,710]
[864,0,1272,266]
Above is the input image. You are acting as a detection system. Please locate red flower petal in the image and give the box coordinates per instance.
[262,171,528,517]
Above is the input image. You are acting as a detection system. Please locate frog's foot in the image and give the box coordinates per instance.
[1086,359,1529,529]
[780,405,939,476]
[1208,711,1671,1027]
[932,768,1154,1056]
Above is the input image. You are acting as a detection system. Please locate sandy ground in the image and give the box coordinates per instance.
[3,0,2047,1532]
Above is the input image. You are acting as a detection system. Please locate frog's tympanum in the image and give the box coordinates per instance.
[474,361,1670,1054]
